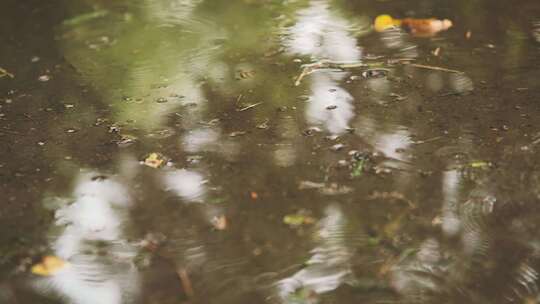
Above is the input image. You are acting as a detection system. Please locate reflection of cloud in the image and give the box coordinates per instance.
[181,128,240,159]
[441,170,461,237]
[306,74,354,134]
[276,205,352,299]
[33,173,139,304]
[183,128,220,152]
[373,129,411,161]
[162,169,206,202]
[284,1,361,61]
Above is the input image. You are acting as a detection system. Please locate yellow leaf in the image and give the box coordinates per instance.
[31,256,68,276]
[212,215,228,230]
[374,15,401,32]
[144,152,166,168]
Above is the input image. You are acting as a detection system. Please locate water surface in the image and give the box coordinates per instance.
[2,0,540,303]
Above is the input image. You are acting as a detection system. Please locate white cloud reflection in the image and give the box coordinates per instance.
[162,169,207,202]
[305,74,355,134]
[33,173,139,304]
[275,205,353,299]
[284,1,361,61]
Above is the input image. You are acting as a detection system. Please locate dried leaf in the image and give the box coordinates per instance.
[143,153,166,168]
[212,215,228,230]
[31,256,68,276]
[374,14,453,37]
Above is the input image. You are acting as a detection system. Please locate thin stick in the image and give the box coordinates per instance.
[406,63,463,74]
[294,67,312,86]
[413,136,443,145]
[0,67,14,78]
[235,94,243,105]
[294,59,391,86]
[177,268,195,298]
[236,102,262,112]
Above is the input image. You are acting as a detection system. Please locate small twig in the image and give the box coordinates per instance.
[294,60,370,86]
[177,268,195,298]
[413,136,443,145]
[0,67,14,79]
[236,102,262,112]
[406,63,463,74]
[235,94,243,106]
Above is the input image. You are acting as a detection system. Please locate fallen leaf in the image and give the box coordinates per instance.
[470,161,490,169]
[374,14,453,37]
[31,256,68,276]
[212,215,228,230]
[143,153,166,168]
[283,213,316,227]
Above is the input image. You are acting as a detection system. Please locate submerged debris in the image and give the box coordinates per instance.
[350,151,373,177]
[236,102,262,112]
[362,69,389,79]
[256,119,270,129]
[298,181,353,195]
[38,75,51,82]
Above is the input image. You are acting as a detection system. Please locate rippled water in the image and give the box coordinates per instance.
[1,0,540,303]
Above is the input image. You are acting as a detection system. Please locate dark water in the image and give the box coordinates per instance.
[1,0,540,303]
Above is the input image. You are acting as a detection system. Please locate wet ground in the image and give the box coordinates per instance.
[2,0,540,303]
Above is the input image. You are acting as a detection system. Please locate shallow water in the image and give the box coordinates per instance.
[2,0,540,303]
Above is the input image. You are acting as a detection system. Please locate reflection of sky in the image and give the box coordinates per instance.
[306,74,354,134]
[276,205,352,299]
[284,0,360,135]
[441,170,462,237]
[162,168,206,202]
[34,173,139,304]
[284,1,361,61]
[181,128,240,159]
[374,129,411,161]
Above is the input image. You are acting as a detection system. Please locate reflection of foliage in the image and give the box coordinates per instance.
[57,0,311,131]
